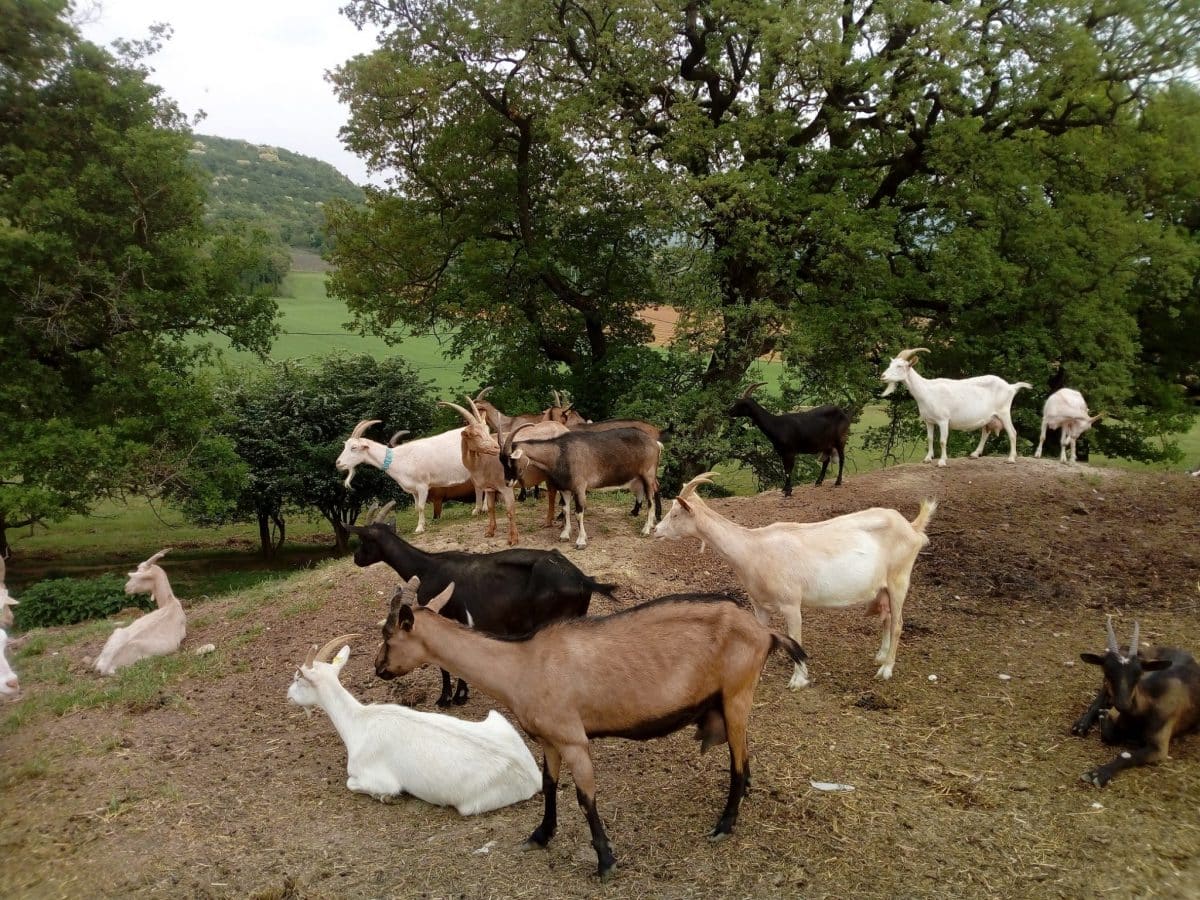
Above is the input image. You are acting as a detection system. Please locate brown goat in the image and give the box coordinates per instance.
[375,576,807,880]
[439,398,518,546]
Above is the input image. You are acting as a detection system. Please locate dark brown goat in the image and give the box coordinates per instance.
[1072,617,1200,786]
[728,382,851,492]
[375,577,807,879]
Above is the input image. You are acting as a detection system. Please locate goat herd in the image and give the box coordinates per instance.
[1,349,1196,884]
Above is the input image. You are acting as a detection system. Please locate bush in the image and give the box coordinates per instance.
[12,575,153,630]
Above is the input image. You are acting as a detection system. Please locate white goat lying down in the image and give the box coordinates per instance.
[0,553,18,629]
[288,634,541,814]
[880,347,1031,465]
[1035,388,1103,463]
[654,474,936,686]
[94,550,186,676]
[0,629,19,700]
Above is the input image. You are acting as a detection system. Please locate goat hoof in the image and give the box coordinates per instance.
[708,827,732,844]
[435,696,452,708]
[1080,770,1108,788]
[936,460,947,468]
[875,665,894,680]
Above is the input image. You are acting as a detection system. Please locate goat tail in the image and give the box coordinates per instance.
[910,498,938,535]
[771,633,808,666]
[659,422,676,444]
[589,579,620,601]
[1013,382,1033,393]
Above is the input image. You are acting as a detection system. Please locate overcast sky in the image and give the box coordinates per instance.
[81,0,381,185]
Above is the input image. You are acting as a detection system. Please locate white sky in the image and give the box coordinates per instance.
[80,0,382,185]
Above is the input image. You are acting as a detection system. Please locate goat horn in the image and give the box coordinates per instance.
[424,582,455,614]
[303,643,319,668]
[1129,621,1140,657]
[504,422,537,455]
[474,386,494,402]
[741,381,767,399]
[679,471,719,499]
[1105,615,1120,655]
[350,419,381,439]
[465,394,485,424]
[896,347,930,362]
[314,633,362,665]
[371,500,397,524]
[141,548,171,569]
[438,401,479,426]
[552,390,562,406]
[388,430,410,447]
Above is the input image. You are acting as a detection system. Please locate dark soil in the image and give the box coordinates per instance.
[2,459,1198,899]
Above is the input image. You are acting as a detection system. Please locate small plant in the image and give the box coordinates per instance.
[12,575,153,630]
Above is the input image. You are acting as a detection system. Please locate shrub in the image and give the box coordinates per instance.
[12,575,153,630]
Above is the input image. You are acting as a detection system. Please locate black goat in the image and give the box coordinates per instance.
[1071,617,1200,787]
[350,510,616,706]
[728,382,851,493]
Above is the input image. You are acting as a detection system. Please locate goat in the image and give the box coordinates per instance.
[500,426,661,549]
[1035,389,1104,463]
[728,382,851,492]
[428,480,476,519]
[94,550,186,676]
[335,420,482,535]
[549,416,666,519]
[1072,617,1200,787]
[0,554,17,630]
[375,576,807,880]
[0,629,18,700]
[350,503,614,706]
[288,633,541,812]
[545,390,589,426]
[880,348,1031,466]
[654,473,935,685]
[470,387,550,438]
[439,398,519,546]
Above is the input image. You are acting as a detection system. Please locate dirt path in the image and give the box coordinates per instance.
[2,459,1198,899]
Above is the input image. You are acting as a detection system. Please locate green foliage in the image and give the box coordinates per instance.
[0,2,281,554]
[188,134,363,252]
[12,575,152,630]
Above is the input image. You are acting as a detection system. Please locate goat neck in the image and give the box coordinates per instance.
[146,567,180,610]
[311,669,367,745]
[677,497,757,564]
[735,395,781,433]
[396,611,526,711]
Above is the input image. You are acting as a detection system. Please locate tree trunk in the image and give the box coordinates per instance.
[257,512,274,558]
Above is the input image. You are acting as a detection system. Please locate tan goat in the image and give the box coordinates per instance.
[375,575,807,880]
[439,397,519,546]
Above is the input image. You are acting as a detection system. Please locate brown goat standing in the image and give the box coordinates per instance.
[375,577,807,880]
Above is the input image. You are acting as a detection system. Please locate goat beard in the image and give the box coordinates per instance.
[343,469,356,489]
[881,382,897,397]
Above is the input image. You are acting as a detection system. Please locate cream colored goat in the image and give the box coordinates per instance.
[654,474,936,686]
[0,555,17,630]
[94,550,186,676]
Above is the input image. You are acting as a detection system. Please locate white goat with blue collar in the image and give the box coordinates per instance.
[287,632,541,813]
[335,420,482,534]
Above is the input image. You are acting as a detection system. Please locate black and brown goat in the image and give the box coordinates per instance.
[350,504,613,706]
[555,416,668,518]
[375,577,807,880]
[728,382,851,492]
[1072,617,1200,787]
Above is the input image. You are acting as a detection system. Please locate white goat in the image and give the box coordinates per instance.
[880,347,1031,466]
[654,474,936,686]
[287,634,541,814]
[1035,388,1104,463]
[0,554,17,630]
[0,629,19,700]
[335,420,482,535]
[94,549,186,676]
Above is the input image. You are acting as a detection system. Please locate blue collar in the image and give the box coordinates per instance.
[381,447,394,472]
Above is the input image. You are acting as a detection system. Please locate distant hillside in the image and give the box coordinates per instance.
[188,134,364,252]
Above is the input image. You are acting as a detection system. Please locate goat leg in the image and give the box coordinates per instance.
[435,668,454,707]
[710,697,751,841]
[523,747,561,850]
[452,678,469,705]
[561,743,616,879]
[1081,730,1170,787]
[782,454,795,496]
[1070,688,1109,736]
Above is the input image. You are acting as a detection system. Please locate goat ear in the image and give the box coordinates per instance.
[1141,658,1172,671]
[676,496,693,513]
[332,645,351,670]
[1080,653,1106,666]
[424,582,455,614]
[397,605,415,631]
[511,447,524,460]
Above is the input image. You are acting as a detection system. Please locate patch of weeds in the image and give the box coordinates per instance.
[281,596,322,619]
[231,623,265,647]
[14,619,114,659]
[103,793,141,819]
[0,753,56,790]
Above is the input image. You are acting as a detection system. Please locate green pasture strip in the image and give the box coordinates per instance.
[202,272,467,391]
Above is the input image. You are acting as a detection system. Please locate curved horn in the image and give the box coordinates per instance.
[679,471,719,499]
[371,500,397,524]
[474,386,494,402]
[314,633,362,665]
[552,390,562,407]
[350,419,381,439]
[896,347,930,362]
[1089,412,1106,424]
[504,421,537,455]
[465,394,485,424]
[1129,621,1140,657]
[388,430,410,447]
[424,582,455,614]
[438,401,479,426]
[741,381,767,399]
[1105,615,1120,655]
[140,548,171,569]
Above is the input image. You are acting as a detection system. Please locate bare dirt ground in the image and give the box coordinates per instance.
[2,458,1199,899]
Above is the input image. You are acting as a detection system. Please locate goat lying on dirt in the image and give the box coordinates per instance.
[1072,617,1200,787]
[655,473,935,686]
[375,576,806,880]
[94,550,186,676]
[288,633,540,813]
[0,630,18,700]
[0,554,17,629]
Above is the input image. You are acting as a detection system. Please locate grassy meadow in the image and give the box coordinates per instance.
[8,268,1197,600]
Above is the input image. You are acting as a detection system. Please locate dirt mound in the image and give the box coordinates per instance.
[2,460,1198,898]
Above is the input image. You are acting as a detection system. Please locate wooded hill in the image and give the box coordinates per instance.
[188,134,363,251]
